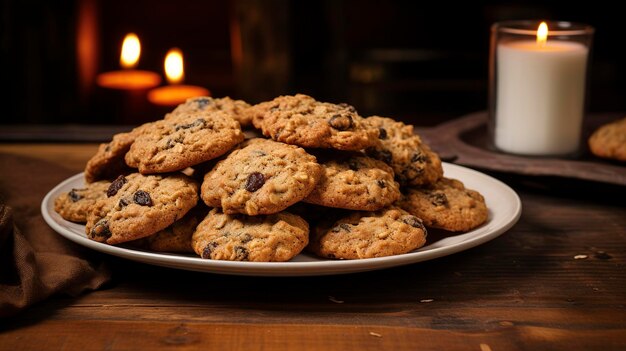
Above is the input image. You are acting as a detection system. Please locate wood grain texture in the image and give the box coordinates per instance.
[1,142,625,350]
[1,321,624,351]
[0,143,99,173]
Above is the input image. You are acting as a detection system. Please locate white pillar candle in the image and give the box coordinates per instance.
[494,40,589,155]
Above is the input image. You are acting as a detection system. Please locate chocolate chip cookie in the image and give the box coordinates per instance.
[85,173,199,245]
[166,96,253,127]
[588,116,626,161]
[192,208,309,262]
[201,138,322,215]
[125,110,244,174]
[53,180,110,223]
[250,94,379,150]
[308,206,427,259]
[303,154,401,211]
[397,177,488,232]
[365,116,443,186]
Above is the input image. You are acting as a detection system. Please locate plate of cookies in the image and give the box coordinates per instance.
[42,94,521,276]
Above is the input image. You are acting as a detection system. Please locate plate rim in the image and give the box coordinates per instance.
[41,163,522,276]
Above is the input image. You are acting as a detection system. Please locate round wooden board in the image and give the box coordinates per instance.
[417,111,626,186]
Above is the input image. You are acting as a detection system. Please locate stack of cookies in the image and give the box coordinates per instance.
[54,94,488,261]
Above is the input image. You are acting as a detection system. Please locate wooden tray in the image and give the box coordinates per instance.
[416,111,626,186]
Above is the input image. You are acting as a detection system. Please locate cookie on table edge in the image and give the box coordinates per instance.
[588,116,626,161]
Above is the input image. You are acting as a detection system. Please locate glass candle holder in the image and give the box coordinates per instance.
[488,20,594,156]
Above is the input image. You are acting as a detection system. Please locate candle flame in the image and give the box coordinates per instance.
[120,33,141,69]
[164,48,184,84]
[537,22,548,47]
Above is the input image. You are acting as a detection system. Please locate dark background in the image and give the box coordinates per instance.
[1,0,624,128]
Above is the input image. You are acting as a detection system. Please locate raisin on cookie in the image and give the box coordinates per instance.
[54,180,110,223]
[308,206,427,260]
[397,177,488,232]
[250,94,379,151]
[201,138,322,216]
[85,173,199,245]
[303,153,401,211]
[125,110,244,174]
[365,116,443,186]
[192,208,309,262]
[166,96,253,127]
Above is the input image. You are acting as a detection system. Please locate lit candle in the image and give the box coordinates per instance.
[148,48,210,106]
[492,21,593,156]
[97,33,161,90]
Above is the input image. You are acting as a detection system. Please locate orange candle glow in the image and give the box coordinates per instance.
[148,48,210,106]
[97,33,161,90]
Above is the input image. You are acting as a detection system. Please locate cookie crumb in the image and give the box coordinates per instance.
[574,254,588,260]
[420,299,434,303]
[594,251,612,260]
[328,296,344,304]
[369,332,382,338]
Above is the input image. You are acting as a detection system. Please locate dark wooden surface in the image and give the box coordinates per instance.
[0,143,625,351]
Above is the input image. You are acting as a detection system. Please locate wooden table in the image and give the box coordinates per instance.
[1,143,625,351]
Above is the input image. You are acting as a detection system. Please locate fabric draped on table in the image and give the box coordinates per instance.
[0,153,111,318]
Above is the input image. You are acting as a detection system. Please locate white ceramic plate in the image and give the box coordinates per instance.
[41,163,521,276]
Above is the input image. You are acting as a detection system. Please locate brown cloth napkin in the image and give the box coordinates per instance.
[0,153,111,318]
